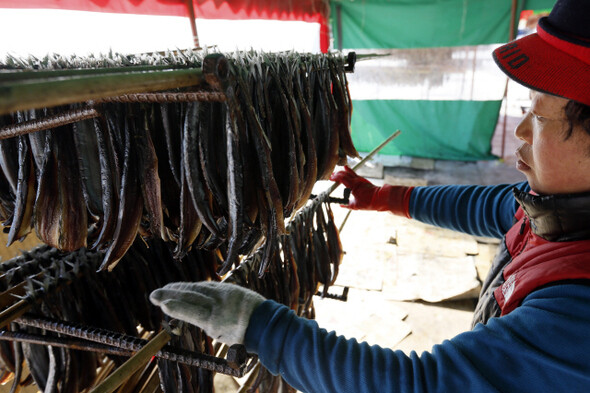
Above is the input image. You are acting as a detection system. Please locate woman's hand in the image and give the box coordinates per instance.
[150,281,265,345]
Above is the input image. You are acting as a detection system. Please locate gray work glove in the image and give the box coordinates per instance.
[149,281,265,345]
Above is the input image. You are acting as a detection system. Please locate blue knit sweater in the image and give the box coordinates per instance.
[244,182,590,392]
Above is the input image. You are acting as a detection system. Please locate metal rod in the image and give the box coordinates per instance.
[16,315,251,376]
[0,300,31,330]
[0,68,206,115]
[0,107,99,140]
[0,272,44,309]
[94,91,225,104]
[90,329,171,393]
[0,330,134,357]
[323,129,402,198]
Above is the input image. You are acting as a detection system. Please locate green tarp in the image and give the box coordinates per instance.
[332,0,512,49]
[351,100,501,160]
[524,0,556,11]
[330,0,528,161]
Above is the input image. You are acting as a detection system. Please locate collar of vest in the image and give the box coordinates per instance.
[513,188,590,242]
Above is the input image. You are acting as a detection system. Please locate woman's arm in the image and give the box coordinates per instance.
[408,182,529,238]
[245,283,590,393]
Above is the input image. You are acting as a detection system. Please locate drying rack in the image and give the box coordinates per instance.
[0,49,400,393]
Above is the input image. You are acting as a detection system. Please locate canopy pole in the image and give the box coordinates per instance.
[185,0,201,48]
[501,0,519,160]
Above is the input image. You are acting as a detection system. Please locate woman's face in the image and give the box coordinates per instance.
[514,91,590,195]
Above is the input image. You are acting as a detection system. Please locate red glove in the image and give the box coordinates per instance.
[329,166,414,218]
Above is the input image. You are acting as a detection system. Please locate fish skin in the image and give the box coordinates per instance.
[6,135,34,246]
[314,57,341,180]
[329,58,359,164]
[160,103,183,188]
[22,343,49,392]
[34,121,89,252]
[231,60,285,238]
[183,101,222,238]
[269,61,300,218]
[149,105,181,242]
[72,116,104,221]
[324,202,343,285]
[0,164,15,223]
[8,340,22,393]
[90,116,118,250]
[133,104,164,239]
[99,112,144,272]
[175,163,203,259]
[0,132,19,196]
[217,87,245,276]
[198,102,228,216]
[292,60,318,210]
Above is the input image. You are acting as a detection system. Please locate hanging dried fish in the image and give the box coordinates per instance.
[6,134,35,246]
[89,115,118,250]
[134,104,164,240]
[182,101,221,238]
[71,115,104,222]
[0,123,19,196]
[99,110,143,271]
[175,158,203,259]
[149,104,181,242]
[324,202,343,286]
[330,56,359,162]
[197,101,228,217]
[314,57,341,181]
[32,116,87,251]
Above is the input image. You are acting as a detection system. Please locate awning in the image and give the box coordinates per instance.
[0,0,330,52]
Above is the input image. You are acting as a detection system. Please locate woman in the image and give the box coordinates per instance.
[151,0,590,391]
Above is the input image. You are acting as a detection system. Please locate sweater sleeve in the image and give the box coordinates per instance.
[244,284,590,393]
[408,181,530,239]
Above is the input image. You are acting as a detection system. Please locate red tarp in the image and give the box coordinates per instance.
[0,0,330,52]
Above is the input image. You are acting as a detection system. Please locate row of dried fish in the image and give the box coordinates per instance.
[0,50,358,273]
[0,193,345,393]
[0,239,219,393]
[227,198,344,393]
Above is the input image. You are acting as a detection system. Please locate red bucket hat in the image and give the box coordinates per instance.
[493,0,590,106]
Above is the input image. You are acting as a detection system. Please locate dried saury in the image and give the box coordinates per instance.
[0,50,358,274]
[0,49,356,393]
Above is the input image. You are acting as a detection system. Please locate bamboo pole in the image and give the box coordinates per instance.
[326,129,401,196]
[236,362,261,393]
[0,68,205,115]
[90,329,171,393]
[0,299,31,330]
[0,64,176,83]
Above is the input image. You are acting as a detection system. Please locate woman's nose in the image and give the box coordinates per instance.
[514,113,532,143]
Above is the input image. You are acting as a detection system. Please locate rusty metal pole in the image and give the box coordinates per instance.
[185,0,200,48]
[501,0,519,160]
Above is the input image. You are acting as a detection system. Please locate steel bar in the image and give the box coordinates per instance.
[0,300,31,330]
[90,329,171,393]
[16,315,252,376]
[0,330,134,357]
[315,286,349,302]
[0,107,99,140]
[0,272,45,309]
[0,67,206,115]
[94,91,226,104]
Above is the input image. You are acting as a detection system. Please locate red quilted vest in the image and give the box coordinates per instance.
[494,208,590,315]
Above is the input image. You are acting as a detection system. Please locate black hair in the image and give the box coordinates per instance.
[564,100,590,140]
